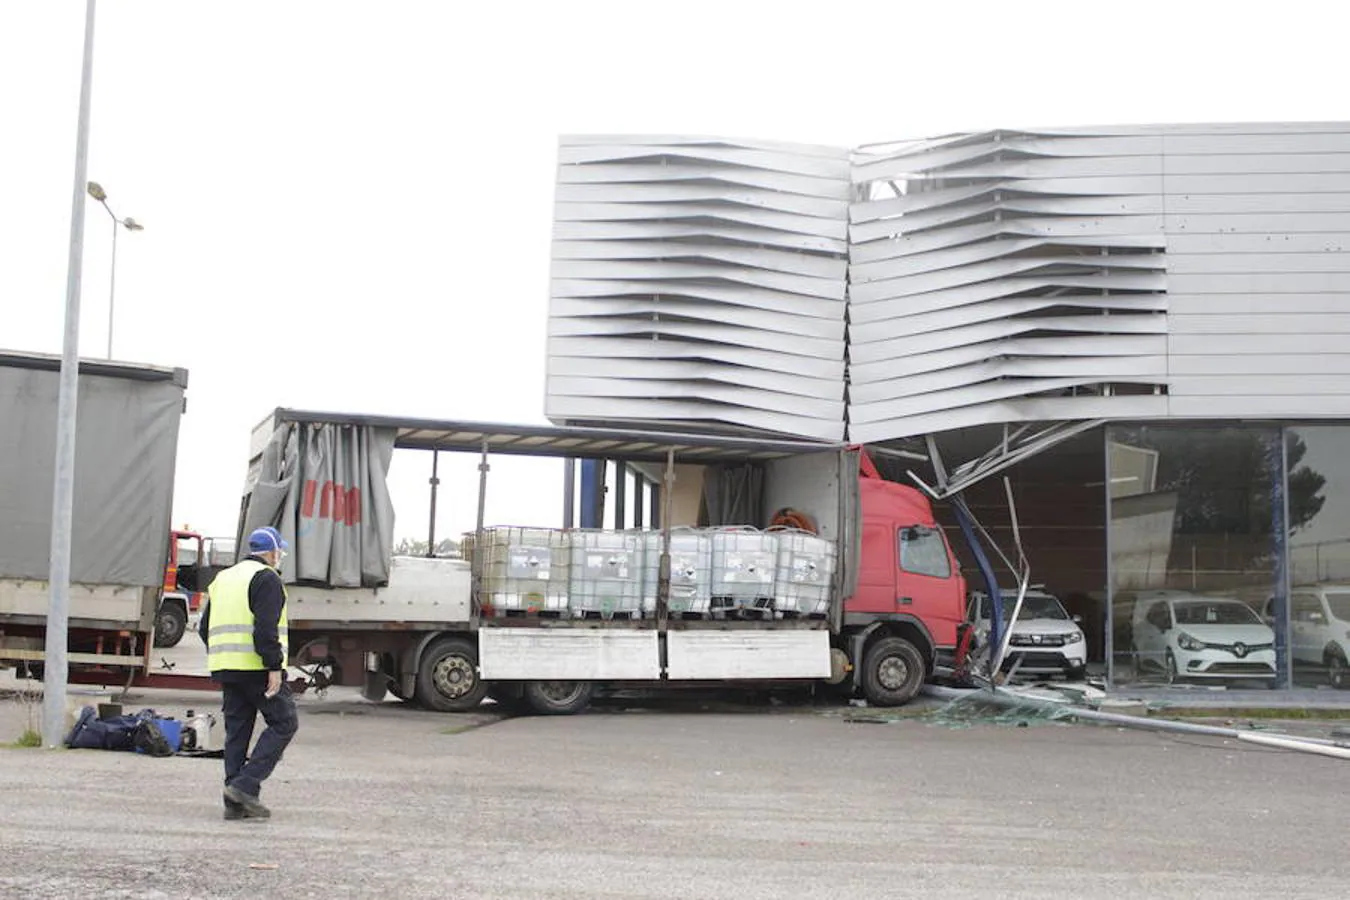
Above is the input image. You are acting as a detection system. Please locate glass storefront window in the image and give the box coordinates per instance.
[1107,426,1286,689]
[1283,426,1349,689]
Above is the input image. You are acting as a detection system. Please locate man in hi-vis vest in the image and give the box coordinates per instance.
[198,526,298,820]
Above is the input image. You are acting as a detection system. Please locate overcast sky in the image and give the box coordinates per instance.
[2,0,1344,542]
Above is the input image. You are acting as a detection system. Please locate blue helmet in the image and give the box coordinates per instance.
[247,526,289,554]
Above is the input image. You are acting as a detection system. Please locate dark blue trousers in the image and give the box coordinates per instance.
[221,678,299,799]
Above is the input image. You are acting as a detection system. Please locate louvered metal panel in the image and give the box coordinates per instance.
[546,124,1350,447]
[847,131,1170,441]
[546,135,850,440]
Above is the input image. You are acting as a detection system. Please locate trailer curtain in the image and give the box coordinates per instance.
[241,422,396,588]
[700,464,765,527]
[0,367,183,587]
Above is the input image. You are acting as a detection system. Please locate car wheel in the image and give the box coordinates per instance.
[1164,650,1179,686]
[1328,652,1349,690]
[860,636,926,707]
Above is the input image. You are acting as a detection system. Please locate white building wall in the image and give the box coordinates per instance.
[1159,123,1350,419]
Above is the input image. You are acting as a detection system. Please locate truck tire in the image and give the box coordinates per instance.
[860,636,925,707]
[415,637,488,713]
[521,680,593,716]
[153,601,188,649]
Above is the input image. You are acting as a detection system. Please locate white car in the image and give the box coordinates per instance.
[968,589,1088,680]
[1130,591,1277,685]
[1266,586,1350,690]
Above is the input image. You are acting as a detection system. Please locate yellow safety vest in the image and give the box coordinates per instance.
[206,558,289,671]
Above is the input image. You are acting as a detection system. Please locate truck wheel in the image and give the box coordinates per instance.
[153,601,188,648]
[521,680,593,716]
[860,636,925,707]
[415,638,488,712]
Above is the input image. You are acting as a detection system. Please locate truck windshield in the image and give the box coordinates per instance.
[1173,601,1260,626]
[1325,592,1350,623]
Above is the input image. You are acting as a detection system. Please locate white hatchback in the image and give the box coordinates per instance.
[1130,591,1277,686]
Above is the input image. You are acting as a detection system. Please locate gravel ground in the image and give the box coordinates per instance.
[2,647,1349,899]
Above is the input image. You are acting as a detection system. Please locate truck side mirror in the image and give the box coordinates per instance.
[1072,614,1083,624]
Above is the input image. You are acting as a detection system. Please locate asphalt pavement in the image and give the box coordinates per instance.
[1,642,1348,899]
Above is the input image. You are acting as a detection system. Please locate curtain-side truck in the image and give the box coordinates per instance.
[248,410,971,715]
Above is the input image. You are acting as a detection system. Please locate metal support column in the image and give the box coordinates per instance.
[614,461,627,530]
[632,476,645,528]
[649,477,660,531]
[657,450,676,674]
[426,450,440,556]
[562,457,576,529]
[471,441,490,619]
[579,459,604,529]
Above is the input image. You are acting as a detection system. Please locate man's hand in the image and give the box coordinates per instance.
[266,670,283,698]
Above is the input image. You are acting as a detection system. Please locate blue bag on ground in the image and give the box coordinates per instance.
[64,707,179,756]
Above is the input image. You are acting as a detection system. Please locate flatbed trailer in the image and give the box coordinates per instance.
[236,408,970,715]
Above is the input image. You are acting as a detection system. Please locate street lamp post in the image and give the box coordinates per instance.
[44,0,98,751]
[86,181,143,360]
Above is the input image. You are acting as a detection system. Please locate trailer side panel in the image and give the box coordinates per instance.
[0,356,186,631]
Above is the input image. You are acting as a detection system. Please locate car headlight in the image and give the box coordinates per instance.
[1063,630,1084,645]
[1177,632,1205,652]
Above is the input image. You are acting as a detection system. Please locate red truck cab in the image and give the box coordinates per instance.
[834,453,969,705]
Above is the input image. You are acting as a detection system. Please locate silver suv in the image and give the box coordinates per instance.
[967,589,1088,681]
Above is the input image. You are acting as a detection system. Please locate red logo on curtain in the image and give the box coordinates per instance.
[301,480,362,526]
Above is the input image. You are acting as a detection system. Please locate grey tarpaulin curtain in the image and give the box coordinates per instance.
[700,464,765,527]
[0,367,183,587]
[242,421,396,588]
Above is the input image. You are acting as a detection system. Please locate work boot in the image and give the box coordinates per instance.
[223,785,271,819]
[223,805,270,821]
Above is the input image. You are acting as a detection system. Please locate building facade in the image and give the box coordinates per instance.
[546,123,1350,693]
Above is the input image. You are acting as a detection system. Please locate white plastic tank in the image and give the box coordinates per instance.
[642,529,713,615]
[710,528,778,613]
[567,530,644,618]
[480,527,570,614]
[772,529,836,617]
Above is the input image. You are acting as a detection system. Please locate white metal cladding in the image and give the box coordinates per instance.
[847,130,1171,443]
[546,135,851,441]
[1156,122,1350,420]
[547,124,1350,445]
